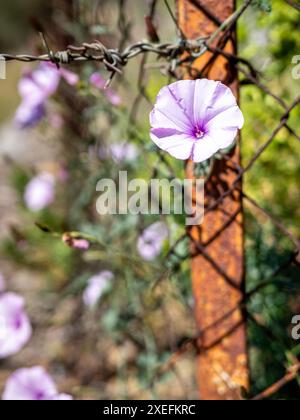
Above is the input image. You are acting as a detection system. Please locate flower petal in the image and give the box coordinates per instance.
[2,367,58,400]
[90,72,121,106]
[150,81,195,133]
[203,82,239,121]
[83,271,113,307]
[207,127,239,149]
[18,77,47,106]
[205,105,244,131]
[90,72,106,89]
[32,63,60,97]
[193,79,221,128]
[137,222,168,261]
[0,293,32,359]
[192,138,219,163]
[60,68,79,86]
[24,173,55,212]
[150,128,195,160]
[14,101,46,129]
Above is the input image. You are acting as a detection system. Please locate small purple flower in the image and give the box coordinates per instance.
[99,141,138,164]
[150,79,244,162]
[83,271,114,308]
[62,234,90,251]
[24,172,55,212]
[14,102,46,129]
[137,222,169,261]
[110,142,138,163]
[59,68,79,87]
[71,239,90,250]
[15,62,79,129]
[90,72,122,106]
[2,366,73,400]
[0,293,32,359]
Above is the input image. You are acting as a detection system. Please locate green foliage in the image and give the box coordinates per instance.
[239,0,300,397]
[252,0,272,13]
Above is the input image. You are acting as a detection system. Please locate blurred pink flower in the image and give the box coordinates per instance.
[0,293,32,359]
[73,239,90,250]
[137,222,169,261]
[59,67,79,86]
[83,271,114,307]
[150,79,244,162]
[62,234,90,250]
[15,62,79,129]
[90,72,122,106]
[99,141,138,164]
[0,273,6,292]
[71,239,90,250]
[2,366,73,400]
[110,142,138,163]
[14,103,46,129]
[24,172,55,212]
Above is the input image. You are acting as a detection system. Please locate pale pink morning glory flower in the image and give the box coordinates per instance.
[2,366,73,400]
[137,222,169,261]
[150,79,244,162]
[24,172,55,212]
[0,293,32,359]
[90,72,122,106]
[83,271,114,307]
[15,62,79,129]
[0,273,5,292]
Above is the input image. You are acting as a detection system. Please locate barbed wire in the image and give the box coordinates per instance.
[0,0,252,87]
[0,38,208,78]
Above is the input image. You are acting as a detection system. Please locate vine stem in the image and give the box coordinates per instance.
[197,0,254,56]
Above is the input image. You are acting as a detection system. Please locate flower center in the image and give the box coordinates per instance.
[35,391,45,400]
[194,127,205,139]
[13,314,22,329]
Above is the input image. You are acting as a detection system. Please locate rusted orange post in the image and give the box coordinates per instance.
[177,0,249,400]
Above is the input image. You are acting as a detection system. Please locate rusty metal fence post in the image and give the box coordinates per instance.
[177,0,249,400]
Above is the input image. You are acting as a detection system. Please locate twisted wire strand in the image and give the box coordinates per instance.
[0,38,208,73]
